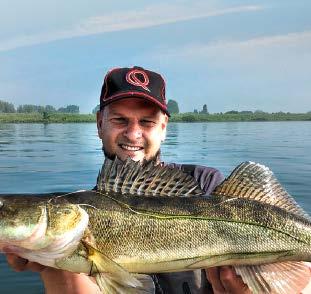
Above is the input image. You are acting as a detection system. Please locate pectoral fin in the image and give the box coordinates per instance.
[235,261,311,294]
[84,242,154,293]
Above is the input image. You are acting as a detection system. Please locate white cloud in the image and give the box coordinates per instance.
[152,30,311,63]
[202,30,311,51]
[154,30,311,113]
[0,4,262,52]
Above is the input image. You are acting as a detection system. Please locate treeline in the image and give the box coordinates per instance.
[170,112,311,122]
[0,100,79,113]
[168,99,311,116]
[0,100,15,113]
[197,110,311,115]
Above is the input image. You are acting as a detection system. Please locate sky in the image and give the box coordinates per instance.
[0,0,310,113]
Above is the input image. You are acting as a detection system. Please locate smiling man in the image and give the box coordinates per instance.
[96,66,249,293]
[5,66,251,293]
[96,67,169,163]
[97,97,167,162]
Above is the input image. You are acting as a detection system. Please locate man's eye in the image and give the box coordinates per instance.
[141,120,156,127]
[111,118,127,124]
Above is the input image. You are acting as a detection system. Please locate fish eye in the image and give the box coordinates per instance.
[0,199,3,209]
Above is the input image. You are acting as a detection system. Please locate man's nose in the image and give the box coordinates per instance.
[124,121,142,141]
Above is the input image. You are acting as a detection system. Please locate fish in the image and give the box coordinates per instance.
[0,158,310,294]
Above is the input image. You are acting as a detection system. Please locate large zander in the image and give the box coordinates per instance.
[0,159,310,293]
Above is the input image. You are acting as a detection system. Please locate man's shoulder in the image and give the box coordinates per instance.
[164,162,224,195]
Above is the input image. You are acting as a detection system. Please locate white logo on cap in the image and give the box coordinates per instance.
[126,69,150,92]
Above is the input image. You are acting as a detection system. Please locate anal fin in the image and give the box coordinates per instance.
[95,272,154,294]
[235,261,311,294]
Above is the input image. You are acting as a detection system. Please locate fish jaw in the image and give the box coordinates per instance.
[8,206,90,268]
[0,204,49,250]
[0,195,90,268]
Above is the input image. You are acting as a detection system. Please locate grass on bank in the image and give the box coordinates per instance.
[170,112,311,122]
[0,113,95,123]
[0,112,311,123]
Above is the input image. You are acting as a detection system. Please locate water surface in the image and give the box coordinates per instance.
[0,121,310,293]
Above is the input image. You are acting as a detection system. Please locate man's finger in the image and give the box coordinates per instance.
[5,254,29,272]
[219,266,251,294]
[205,267,226,294]
[5,253,47,273]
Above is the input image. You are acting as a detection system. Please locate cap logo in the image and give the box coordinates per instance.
[126,69,150,92]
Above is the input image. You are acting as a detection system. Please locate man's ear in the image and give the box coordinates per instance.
[96,110,104,139]
[160,115,168,142]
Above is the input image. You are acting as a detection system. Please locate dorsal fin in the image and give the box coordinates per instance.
[97,157,203,197]
[212,161,310,219]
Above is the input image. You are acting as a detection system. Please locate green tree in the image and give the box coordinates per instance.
[17,104,41,113]
[16,104,57,113]
[66,105,79,113]
[182,114,197,122]
[37,106,45,113]
[0,100,15,113]
[43,112,50,120]
[225,110,239,114]
[45,105,56,112]
[58,105,79,113]
[167,99,179,114]
[254,110,266,114]
[201,104,208,114]
[92,104,100,114]
[57,107,66,113]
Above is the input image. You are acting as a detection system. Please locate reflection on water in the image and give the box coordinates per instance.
[1,122,310,208]
[165,122,179,145]
[161,121,311,213]
[2,121,309,206]
[0,121,310,293]
[0,124,104,193]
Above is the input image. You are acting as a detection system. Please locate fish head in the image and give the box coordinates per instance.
[0,196,47,249]
[0,196,88,252]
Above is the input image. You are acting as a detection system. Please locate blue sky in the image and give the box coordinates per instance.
[0,0,310,113]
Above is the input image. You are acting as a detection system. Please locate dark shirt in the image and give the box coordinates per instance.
[153,163,224,294]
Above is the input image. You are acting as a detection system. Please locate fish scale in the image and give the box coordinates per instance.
[0,159,310,293]
[76,194,310,270]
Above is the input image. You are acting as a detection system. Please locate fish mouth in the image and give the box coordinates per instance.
[119,144,144,152]
[0,206,48,250]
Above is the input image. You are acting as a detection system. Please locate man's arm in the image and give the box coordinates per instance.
[4,250,101,294]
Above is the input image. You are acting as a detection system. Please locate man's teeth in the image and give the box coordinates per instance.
[121,145,142,151]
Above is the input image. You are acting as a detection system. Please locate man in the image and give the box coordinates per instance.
[5,66,252,293]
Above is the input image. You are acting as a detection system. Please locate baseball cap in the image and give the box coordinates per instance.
[99,66,170,116]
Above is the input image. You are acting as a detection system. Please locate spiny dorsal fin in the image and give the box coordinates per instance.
[212,161,310,219]
[97,157,203,197]
[235,261,311,294]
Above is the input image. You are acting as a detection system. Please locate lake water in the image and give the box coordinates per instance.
[0,121,310,293]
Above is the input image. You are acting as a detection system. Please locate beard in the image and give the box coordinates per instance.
[102,145,161,164]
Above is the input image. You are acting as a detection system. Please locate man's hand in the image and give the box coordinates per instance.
[4,247,101,294]
[5,252,46,272]
[206,266,251,294]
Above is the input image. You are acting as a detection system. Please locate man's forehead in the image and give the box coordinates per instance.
[105,98,164,116]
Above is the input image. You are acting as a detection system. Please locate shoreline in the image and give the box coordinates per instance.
[0,112,311,123]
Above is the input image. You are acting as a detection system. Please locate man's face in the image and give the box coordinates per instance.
[97,98,168,162]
